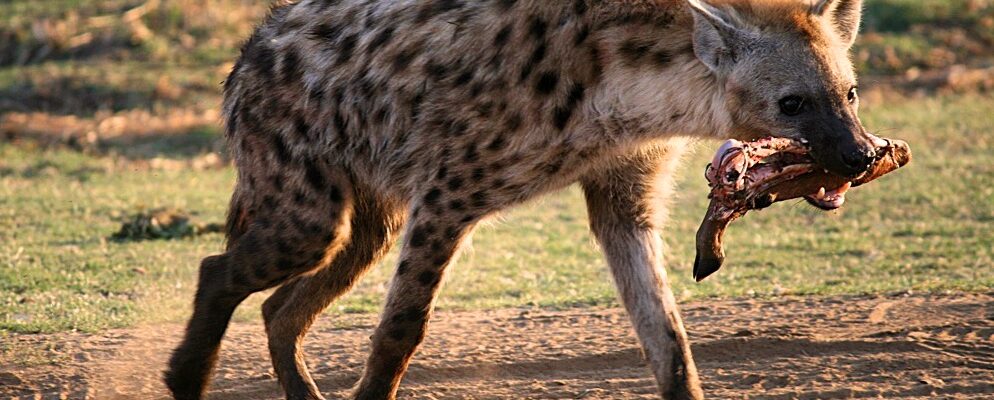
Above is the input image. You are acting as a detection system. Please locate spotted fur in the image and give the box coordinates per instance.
[166,1,867,399]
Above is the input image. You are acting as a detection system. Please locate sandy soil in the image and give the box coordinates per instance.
[2,292,992,399]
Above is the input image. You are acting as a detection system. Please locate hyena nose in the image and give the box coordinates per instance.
[841,147,876,175]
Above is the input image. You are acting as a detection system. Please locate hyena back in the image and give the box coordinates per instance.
[166,0,869,399]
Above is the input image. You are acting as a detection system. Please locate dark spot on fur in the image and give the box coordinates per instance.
[470,81,485,97]
[423,224,437,235]
[447,176,463,191]
[448,199,465,210]
[409,88,426,120]
[307,85,325,108]
[464,145,479,162]
[270,134,292,164]
[574,25,591,45]
[304,161,325,190]
[368,26,395,54]
[333,112,348,137]
[225,100,240,136]
[425,61,449,80]
[453,69,473,87]
[425,188,442,204]
[494,24,512,47]
[416,0,463,23]
[470,191,488,208]
[430,239,444,252]
[574,0,588,16]
[487,135,507,151]
[506,113,522,131]
[436,165,448,180]
[262,196,280,210]
[373,106,389,125]
[243,36,276,79]
[329,185,344,203]
[294,116,312,142]
[310,22,343,43]
[554,82,586,130]
[392,46,419,71]
[651,50,672,67]
[409,225,429,247]
[281,48,303,85]
[519,42,546,82]
[471,167,486,181]
[397,260,410,275]
[336,34,358,65]
[528,16,548,39]
[619,39,669,68]
[544,159,563,175]
[417,270,439,286]
[447,120,468,137]
[588,45,604,81]
[496,0,517,11]
[535,71,559,95]
[293,190,309,205]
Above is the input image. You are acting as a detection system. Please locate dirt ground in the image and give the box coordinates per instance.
[2,292,992,400]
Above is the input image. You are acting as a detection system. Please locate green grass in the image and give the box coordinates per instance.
[863,0,994,32]
[1,93,992,333]
[1,0,993,334]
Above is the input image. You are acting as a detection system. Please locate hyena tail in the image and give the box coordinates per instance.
[219,76,250,246]
[223,193,251,246]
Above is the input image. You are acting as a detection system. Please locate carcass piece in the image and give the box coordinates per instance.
[693,136,912,282]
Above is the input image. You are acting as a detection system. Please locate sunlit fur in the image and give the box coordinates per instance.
[165,1,865,399]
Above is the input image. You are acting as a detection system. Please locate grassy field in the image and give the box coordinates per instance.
[2,93,992,333]
[1,0,993,334]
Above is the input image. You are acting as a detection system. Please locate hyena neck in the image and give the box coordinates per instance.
[583,1,733,143]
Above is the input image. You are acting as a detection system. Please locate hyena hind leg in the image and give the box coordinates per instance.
[164,165,355,400]
[262,190,406,400]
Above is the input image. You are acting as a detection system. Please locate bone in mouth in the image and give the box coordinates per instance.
[693,135,912,282]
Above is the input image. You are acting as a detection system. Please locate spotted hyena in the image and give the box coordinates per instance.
[166,0,873,399]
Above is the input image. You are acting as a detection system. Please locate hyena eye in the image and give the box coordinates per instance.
[847,87,858,104]
[778,96,806,116]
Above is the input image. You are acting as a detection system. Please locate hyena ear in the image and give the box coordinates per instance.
[687,0,752,74]
[812,0,863,48]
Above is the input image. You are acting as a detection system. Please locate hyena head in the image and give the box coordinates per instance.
[690,0,874,177]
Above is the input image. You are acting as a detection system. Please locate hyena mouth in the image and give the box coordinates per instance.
[692,135,912,282]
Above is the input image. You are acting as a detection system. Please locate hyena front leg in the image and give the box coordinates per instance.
[581,143,704,400]
[262,188,406,400]
[352,207,475,400]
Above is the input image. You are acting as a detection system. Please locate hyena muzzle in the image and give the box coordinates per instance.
[165,0,870,399]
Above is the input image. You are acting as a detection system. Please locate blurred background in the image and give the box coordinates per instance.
[1,0,992,334]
